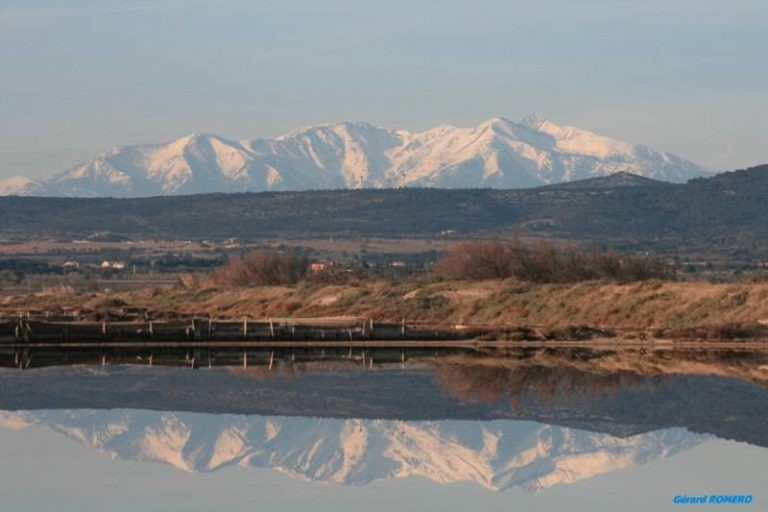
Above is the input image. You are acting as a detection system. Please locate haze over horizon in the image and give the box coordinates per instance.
[1,0,767,179]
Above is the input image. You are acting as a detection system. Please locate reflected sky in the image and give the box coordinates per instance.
[0,419,764,512]
[0,349,766,510]
[0,410,708,492]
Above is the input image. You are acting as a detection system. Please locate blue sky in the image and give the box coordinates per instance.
[1,0,766,178]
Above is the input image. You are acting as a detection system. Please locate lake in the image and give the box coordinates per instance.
[0,347,765,511]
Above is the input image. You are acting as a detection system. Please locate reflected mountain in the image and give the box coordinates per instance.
[0,409,707,492]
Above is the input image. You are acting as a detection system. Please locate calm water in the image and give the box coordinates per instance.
[0,348,766,511]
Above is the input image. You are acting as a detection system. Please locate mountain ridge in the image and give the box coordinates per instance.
[0,116,710,197]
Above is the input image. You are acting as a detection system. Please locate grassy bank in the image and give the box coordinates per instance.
[3,278,768,336]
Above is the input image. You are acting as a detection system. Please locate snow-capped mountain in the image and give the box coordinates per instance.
[0,409,706,492]
[0,175,43,196]
[1,116,710,197]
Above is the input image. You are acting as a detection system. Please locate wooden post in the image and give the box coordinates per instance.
[102,321,107,338]
[149,320,154,339]
[269,318,275,339]
[242,350,247,369]
[401,318,406,338]
[149,352,154,367]
[269,350,274,370]
[243,316,248,339]
[369,318,374,338]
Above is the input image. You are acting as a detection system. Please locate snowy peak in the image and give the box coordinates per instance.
[0,410,708,492]
[0,175,43,196]
[3,116,711,197]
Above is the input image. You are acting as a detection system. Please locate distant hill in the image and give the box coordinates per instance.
[0,116,709,197]
[0,165,766,258]
[541,171,673,190]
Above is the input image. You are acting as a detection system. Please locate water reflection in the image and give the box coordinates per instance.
[0,410,706,493]
[0,347,766,493]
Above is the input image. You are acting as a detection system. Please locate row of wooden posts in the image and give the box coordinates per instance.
[0,343,432,370]
[0,316,473,344]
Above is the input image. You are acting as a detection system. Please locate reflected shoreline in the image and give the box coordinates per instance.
[0,347,766,447]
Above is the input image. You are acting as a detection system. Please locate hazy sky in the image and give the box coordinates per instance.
[1,0,766,178]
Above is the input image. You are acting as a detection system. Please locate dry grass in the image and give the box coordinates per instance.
[4,278,768,336]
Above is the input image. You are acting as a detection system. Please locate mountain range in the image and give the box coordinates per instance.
[0,116,710,197]
[0,410,705,492]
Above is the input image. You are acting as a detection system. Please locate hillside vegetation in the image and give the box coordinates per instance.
[1,165,767,259]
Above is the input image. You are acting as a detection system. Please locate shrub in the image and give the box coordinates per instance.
[434,237,675,283]
[211,251,309,286]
